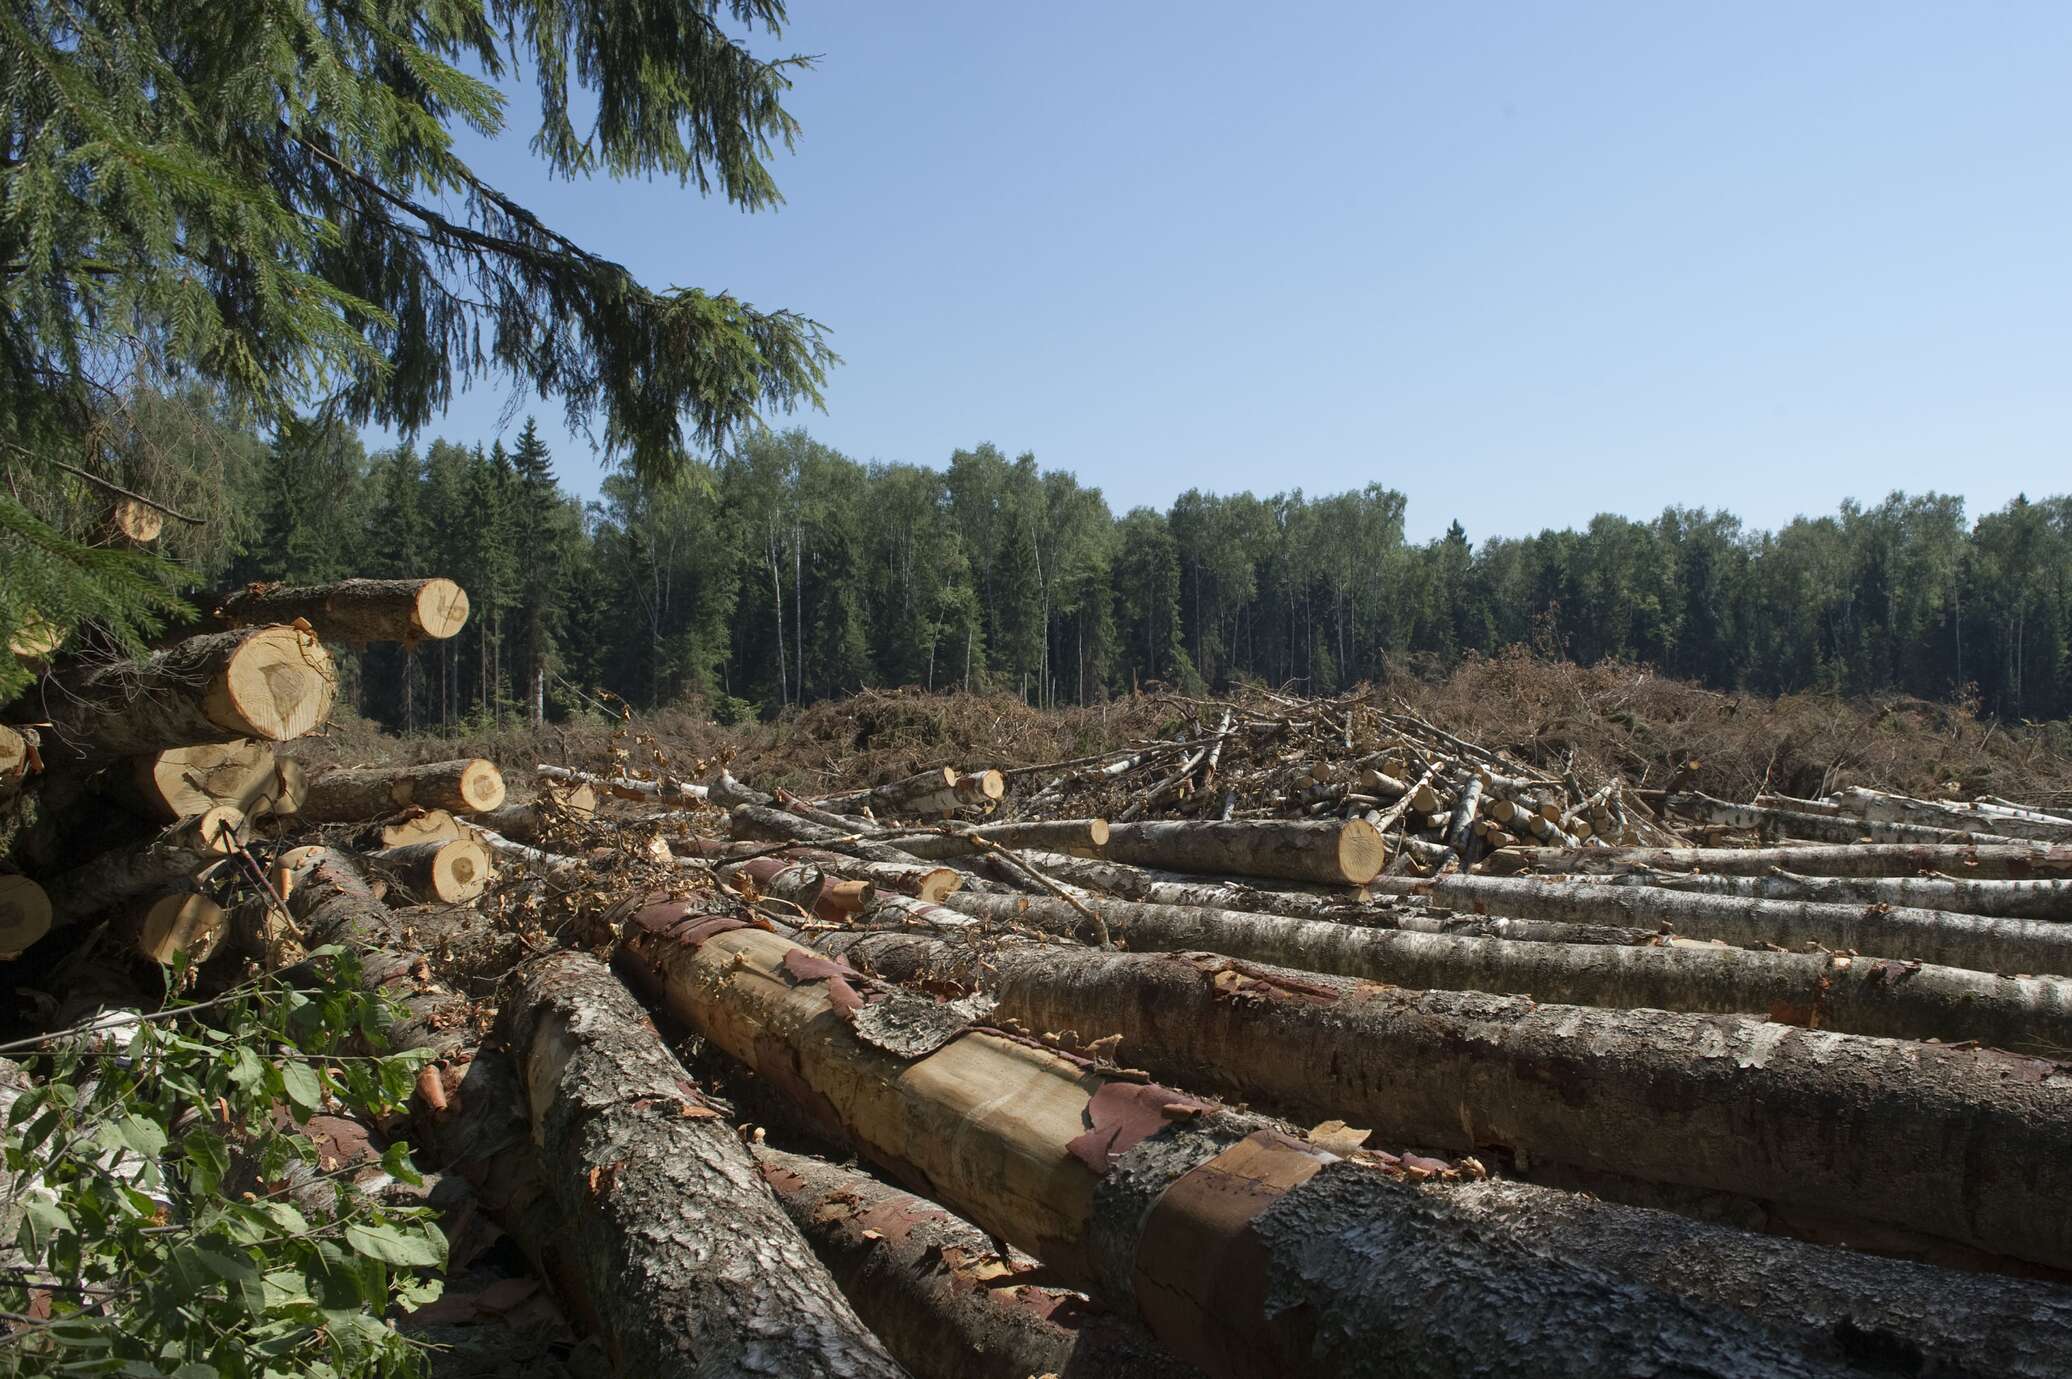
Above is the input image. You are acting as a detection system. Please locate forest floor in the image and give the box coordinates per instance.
[306,648,2072,807]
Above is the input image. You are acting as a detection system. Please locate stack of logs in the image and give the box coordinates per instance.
[12,666,2072,1377]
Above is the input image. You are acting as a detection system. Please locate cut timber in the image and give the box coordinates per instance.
[7,612,64,660]
[926,891,2072,1051]
[1102,819,1386,887]
[124,891,227,964]
[43,805,243,920]
[1665,791,2030,847]
[727,803,940,867]
[1832,786,2072,843]
[717,855,874,921]
[496,952,905,1379]
[617,905,1857,1378]
[879,818,1111,860]
[1603,867,2072,922]
[217,577,469,643]
[0,725,36,798]
[1488,841,2072,880]
[371,837,492,904]
[952,769,1006,810]
[754,1146,1201,1379]
[536,764,698,807]
[116,740,275,823]
[832,934,2072,1272]
[25,626,335,757]
[780,849,964,903]
[363,809,463,850]
[108,497,162,543]
[300,758,505,820]
[0,876,52,959]
[1373,872,2072,975]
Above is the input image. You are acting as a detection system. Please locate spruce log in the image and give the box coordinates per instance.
[123,891,227,965]
[497,953,908,1378]
[24,626,336,757]
[107,497,163,544]
[926,890,2072,1050]
[1665,791,2030,846]
[716,855,873,920]
[370,837,492,904]
[1490,841,2072,881]
[829,934,2072,1271]
[617,906,1856,1378]
[0,875,52,959]
[300,758,505,820]
[951,769,1005,810]
[535,764,696,807]
[727,803,936,866]
[822,767,960,814]
[1371,872,2072,975]
[1832,786,2072,843]
[753,1145,1202,1379]
[43,805,243,920]
[361,809,463,851]
[877,818,1111,860]
[778,848,964,903]
[0,725,36,799]
[1101,819,1385,886]
[1605,867,2072,922]
[217,577,469,642]
[112,741,275,822]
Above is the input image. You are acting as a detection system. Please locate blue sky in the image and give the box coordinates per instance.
[389,2,2072,542]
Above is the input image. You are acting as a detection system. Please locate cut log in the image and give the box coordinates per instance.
[778,848,964,903]
[951,769,1005,810]
[535,764,699,808]
[108,497,163,544]
[362,809,464,850]
[1831,786,2072,843]
[1372,872,2072,975]
[1101,819,1385,887]
[23,626,336,757]
[1488,841,2072,880]
[829,933,2072,1271]
[753,1145,1202,1379]
[1664,791,2030,846]
[1604,867,2072,922]
[299,758,506,820]
[0,725,36,799]
[123,891,227,964]
[112,740,275,822]
[716,855,874,921]
[616,903,1858,1378]
[878,819,1111,860]
[0,875,53,958]
[727,803,941,867]
[216,577,470,642]
[370,837,492,904]
[496,951,906,1379]
[7,611,64,660]
[43,805,243,920]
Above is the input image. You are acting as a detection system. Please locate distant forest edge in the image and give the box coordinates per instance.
[169,397,2070,728]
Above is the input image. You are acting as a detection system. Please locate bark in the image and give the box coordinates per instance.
[1489,841,2072,881]
[20,626,337,757]
[822,768,960,815]
[535,764,698,807]
[299,758,506,821]
[1443,773,1482,857]
[1832,786,2072,843]
[923,890,2072,1051]
[878,819,1111,860]
[1371,872,2072,975]
[831,934,2072,1271]
[0,874,53,958]
[716,855,873,920]
[616,910,1859,1378]
[216,577,470,642]
[1100,819,1386,886]
[370,837,493,904]
[727,803,934,867]
[42,805,243,921]
[1665,791,2030,846]
[1603,867,2072,921]
[753,1145,1203,1379]
[495,952,907,1379]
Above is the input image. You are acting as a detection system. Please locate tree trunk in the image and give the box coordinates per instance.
[536,764,698,807]
[298,758,506,820]
[1831,786,2072,843]
[878,819,1112,860]
[1371,872,2072,975]
[828,933,2072,1272]
[1488,841,2072,880]
[1600,867,2072,921]
[216,577,470,643]
[922,890,2072,1050]
[753,1145,1203,1379]
[42,805,242,921]
[775,848,964,903]
[499,951,906,1378]
[1664,791,2031,846]
[369,837,492,904]
[21,626,336,757]
[1101,819,1385,886]
[615,909,1858,1378]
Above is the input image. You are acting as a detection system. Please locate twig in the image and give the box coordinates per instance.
[3,442,205,524]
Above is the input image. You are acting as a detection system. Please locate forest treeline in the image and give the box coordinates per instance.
[176,399,2072,727]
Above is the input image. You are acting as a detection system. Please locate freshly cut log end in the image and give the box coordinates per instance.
[130,893,226,965]
[8,611,64,660]
[0,725,34,796]
[953,769,1006,808]
[205,625,336,742]
[540,779,599,817]
[1102,818,1386,886]
[269,845,327,902]
[373,837,492,904]
[0,876,53,959]
[110,498,163,543]
[367,809,463,850]
[217,577,470,643]
[120,740,276,823]
[186,804,245,856]
[300,758,506,821]
[258,756,307,818]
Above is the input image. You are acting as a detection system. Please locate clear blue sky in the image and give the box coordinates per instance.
[390,2,2072,543]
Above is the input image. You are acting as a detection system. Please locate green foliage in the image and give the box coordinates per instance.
[0,956,443,1378]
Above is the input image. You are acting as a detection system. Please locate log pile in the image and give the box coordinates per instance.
[10,668,2072,1377]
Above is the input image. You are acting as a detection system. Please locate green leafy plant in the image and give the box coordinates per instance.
[1,952,445,1378]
